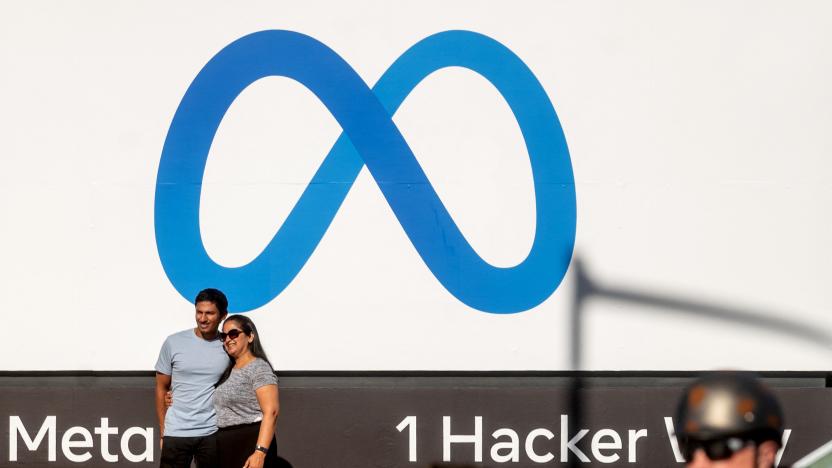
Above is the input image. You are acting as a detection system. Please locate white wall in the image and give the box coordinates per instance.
[1,0,830,370]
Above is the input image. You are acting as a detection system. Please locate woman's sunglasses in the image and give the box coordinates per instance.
[680,436,755,461]
[218,328,245,341]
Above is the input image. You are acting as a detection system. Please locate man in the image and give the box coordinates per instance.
[675,372,784,468]
[155,288,231,468]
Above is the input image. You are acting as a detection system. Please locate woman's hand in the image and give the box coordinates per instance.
[243,450,266,468]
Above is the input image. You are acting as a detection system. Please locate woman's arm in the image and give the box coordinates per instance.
[244,384,279,468]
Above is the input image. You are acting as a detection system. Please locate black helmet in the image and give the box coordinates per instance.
[675,372,783,458]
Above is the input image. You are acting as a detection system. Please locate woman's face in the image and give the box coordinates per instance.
[222,320,253,359]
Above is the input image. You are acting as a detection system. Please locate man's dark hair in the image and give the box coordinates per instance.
[194,288,228,315]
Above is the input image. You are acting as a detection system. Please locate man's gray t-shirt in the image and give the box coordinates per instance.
[155,329,229,437]
[214,358,278,428]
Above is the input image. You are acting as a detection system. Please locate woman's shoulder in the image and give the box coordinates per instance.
[247,358,278,387]
[247,357,275,373]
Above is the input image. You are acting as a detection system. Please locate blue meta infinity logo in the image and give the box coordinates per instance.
[155,30,576,314]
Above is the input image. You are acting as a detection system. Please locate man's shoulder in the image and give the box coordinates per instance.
[168,328,194,339]
[155,329,194,374]
[161,328,194,346]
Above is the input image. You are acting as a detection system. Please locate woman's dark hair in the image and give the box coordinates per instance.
[216,314,273,387]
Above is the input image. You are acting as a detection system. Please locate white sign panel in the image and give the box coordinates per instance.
[1,1,830,370]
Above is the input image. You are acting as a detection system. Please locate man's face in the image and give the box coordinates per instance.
[194,300,224,337]
[686,441,778,468]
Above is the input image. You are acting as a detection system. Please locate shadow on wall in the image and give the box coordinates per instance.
[275,455,294,468]
[189,455,293,468]
[568,255,832,371]
[565,254,832,468]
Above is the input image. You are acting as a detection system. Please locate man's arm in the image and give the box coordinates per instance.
[155,372,172,444]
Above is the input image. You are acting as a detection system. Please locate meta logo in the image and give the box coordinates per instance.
[155,30,576,313]
[7,416,154,463]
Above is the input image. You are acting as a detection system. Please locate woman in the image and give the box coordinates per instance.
[214,315,280,468]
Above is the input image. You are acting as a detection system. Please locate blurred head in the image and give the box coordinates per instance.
[193,288,228,338]
[675,373,784,468]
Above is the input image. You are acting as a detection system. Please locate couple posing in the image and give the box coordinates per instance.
[155,288,280,468]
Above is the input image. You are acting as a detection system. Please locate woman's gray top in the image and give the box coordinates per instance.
[214,358,278,428]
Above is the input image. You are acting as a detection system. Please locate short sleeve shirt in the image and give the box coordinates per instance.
[155,329,229,437]
[214,358,278,428]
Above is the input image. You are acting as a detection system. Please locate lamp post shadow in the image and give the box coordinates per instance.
[566,255,831,468]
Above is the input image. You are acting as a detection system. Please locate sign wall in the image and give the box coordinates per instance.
[1,375,830,467]
[1,1,831,370]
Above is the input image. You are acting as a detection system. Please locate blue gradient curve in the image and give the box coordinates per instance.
[155,30,576,313]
